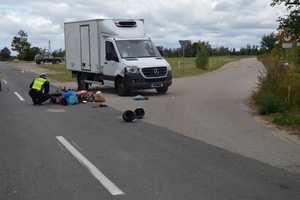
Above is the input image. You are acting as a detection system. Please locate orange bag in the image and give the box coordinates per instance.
[93,92,105,102]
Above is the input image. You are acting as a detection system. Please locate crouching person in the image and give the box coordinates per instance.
[29,73,50,105]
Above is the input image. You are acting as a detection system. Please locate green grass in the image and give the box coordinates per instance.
[47,72,76,82]
[38,62,68,72]
[35,62,76,82]
[166,56,254,78]
[273,113,300,126]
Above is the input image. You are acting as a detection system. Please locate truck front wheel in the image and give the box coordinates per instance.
[115,78,128,96]
[156,86,168,94]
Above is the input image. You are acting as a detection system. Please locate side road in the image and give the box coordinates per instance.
[7,60,300,174]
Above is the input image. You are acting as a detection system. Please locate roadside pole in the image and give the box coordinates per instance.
[282,31,293,73]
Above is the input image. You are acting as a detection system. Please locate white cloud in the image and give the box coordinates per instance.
[0,0,289,55]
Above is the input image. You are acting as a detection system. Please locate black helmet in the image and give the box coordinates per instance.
[122,110,137,122]
[134,107,145,119]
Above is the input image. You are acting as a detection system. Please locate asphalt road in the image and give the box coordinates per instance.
[1,59,300,200]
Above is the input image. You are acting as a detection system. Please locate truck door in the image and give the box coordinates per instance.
[80,25,91,71]
[103,40,121,87]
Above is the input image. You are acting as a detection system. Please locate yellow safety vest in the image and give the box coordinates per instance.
[32,78,46,93]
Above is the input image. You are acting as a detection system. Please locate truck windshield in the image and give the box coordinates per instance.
[116,40,162,58]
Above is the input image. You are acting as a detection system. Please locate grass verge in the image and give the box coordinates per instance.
[254,54,300,135]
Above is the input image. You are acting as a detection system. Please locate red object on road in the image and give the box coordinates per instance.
[75,90,88,101]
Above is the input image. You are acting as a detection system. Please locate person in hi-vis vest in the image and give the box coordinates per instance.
[29,73,50,105]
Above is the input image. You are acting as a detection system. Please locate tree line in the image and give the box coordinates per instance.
[158,42,261,58]
[0,30,64,61]
[0,30,267,62]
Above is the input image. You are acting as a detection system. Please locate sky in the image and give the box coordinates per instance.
[0,0,289,55]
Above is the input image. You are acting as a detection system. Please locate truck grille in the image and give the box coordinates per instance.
[141,67,167,78]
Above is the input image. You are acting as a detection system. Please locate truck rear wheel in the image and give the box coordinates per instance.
[156,86,168,94]
[116,78,128,96]
[78,76,89,90]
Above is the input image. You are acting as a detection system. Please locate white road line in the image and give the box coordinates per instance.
[14,92,25,101]
[56,136,125,196]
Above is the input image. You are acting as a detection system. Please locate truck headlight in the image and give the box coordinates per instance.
[125,66,140,74]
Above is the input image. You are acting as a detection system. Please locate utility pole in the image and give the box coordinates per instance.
[48,40,51,54]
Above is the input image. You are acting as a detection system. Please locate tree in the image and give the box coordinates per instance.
[11,30,31,60]
[0,47,11,61]
[52,48,65,59]
[184,42,194,57]
[24,47,42,61]
[271,0,300,42]
[260,32,278,53]
[195,43,209,69]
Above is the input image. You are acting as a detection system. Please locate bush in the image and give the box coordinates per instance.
[255,54,300,110]
[253,93,289,115]
[195,44,209,69]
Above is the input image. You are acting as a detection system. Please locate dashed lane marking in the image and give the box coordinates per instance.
[14,92,25,101]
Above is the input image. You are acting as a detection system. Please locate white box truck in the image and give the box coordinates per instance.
[64,19,172,96]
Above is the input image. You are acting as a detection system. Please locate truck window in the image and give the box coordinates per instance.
[116,40,161,58]
[106,41,118,62]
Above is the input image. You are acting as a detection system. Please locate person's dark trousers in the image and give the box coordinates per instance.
[38,93,51,104]
[29,89,38,104]
[29,89,50,105]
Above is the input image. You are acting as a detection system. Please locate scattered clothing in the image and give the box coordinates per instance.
[133,95,149,100]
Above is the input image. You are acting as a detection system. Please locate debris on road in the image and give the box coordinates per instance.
[92,104,108,108]
[133,95,149,100]
[122,107,145,122]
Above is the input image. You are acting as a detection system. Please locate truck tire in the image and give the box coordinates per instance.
[156,86,168,94]
[40,60,45,65]
[116,78,128,96]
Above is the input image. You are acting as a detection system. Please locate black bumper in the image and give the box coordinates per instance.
[124,71,172,90]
